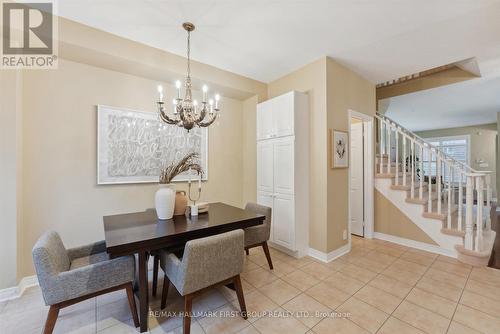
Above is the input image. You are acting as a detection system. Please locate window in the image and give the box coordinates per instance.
[422,135,470,182]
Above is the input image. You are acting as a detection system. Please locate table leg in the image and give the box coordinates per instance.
[138,251,149,332]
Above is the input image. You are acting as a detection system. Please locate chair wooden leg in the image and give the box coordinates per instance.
[233,275,247,319]
[245,248,249,255]
[126,282,140,328]
[262,241,274,270]
[183,294,193,334]
[161,274,170,310]
[43,305,59,334]
[152,254,159,297]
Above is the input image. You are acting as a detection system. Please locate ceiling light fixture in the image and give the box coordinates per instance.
[156,22,220,131]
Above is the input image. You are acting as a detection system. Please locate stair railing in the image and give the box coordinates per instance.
[375,113,492,252]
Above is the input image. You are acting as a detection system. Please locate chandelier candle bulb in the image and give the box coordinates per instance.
[202,85,208,102]
[157,85,164,102]
[215,94,220,109]
[175,80,181,99]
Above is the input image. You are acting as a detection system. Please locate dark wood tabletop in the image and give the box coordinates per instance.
[102,202,265,333]
[104,202,265,256]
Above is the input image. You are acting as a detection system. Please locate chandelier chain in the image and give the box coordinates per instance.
[187,30,191,79]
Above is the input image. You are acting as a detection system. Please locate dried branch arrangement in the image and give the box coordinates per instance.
[159,152,203,184]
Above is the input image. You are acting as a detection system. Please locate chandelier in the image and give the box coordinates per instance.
[156,22,220,131]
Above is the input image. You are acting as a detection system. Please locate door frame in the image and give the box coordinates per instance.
[348,110,374,245]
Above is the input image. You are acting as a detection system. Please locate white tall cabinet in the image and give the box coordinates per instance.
[256,91,309,258]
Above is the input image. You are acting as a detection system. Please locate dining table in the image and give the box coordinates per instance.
[103,202,265,332]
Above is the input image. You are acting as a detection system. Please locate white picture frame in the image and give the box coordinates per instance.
[97,105,208,184]
[331,129,349,169]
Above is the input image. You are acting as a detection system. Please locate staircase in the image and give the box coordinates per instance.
[375,113,496,266]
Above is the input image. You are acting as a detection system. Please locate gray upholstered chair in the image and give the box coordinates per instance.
[32,231,139,334]
[159,229,247,334]
[244,203,273,269]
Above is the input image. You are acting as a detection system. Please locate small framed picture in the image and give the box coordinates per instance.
[330,129,349,169]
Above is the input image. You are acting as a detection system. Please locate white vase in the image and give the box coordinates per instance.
[155,184,176,220]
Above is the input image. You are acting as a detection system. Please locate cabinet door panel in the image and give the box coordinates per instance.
[272,93,294,138]
[273,193,295,250]
[257,141,274,193]
[257,102,273,140]
[257,191,274,242]
[273,138,295,195]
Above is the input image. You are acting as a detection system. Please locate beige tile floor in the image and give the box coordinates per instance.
[2,236,500,333]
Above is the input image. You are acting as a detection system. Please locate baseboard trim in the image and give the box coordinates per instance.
[373,232,457,258]
[308,243,351,263]
[0,276,38,302]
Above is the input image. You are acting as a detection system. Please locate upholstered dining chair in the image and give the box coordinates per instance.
[159,229,247,334]
[32,231,139,334]
[243,203,273,269]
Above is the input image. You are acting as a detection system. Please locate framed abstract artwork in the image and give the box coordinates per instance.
[97,105,208,184]
[330,129,349,169]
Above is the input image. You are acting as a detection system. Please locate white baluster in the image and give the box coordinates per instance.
[386,123,391,175]
[486,173,491,231]
[437,154,442,214]
[428,148,432,213]
[395,130,399,185]
[410,140,415,198]
[447,163,451,229]
[465,175,474,250]
[451,165,455,207]
[476,176,484,252]
[419,144,423,200]
[403,135,407,186]
[379,120,383,174]
[458,171,463,231]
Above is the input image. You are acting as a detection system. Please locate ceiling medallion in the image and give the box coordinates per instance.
[156,22,220,131]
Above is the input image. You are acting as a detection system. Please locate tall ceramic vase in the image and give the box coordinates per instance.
[155,184,176,220]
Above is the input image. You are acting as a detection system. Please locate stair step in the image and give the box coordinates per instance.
[441,228,466,237]
[392,184,428,191]
[422,205,458,221]
[455,229,496,266]
[439,212,466,237]
[405,190,436,204]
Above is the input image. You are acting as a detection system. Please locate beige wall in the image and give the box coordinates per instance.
[4,17,378,284]
[326,58,376,252]
[0,70,22,287]
[242,96,259,205]
[268,58,329,252]
[267,57,376,253]
[3,18,268,282]
[19,59,247,277]
[374,190,438,245]
[416,123,498,197]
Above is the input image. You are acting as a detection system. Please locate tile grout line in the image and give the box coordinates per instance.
[444,265,473,334]
[382,249,454,334]
[370,244,426,333]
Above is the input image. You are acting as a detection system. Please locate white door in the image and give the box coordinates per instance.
[350,121,364,237]
[257,141,274,193]
[272,193,295,250]
[272,93,294,138]
[257,101,273,140]
[273,137,295,195]
[257,191,274,241]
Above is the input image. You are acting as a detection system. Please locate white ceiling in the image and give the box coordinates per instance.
[57,0,500,83]
[383,75,500,131]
